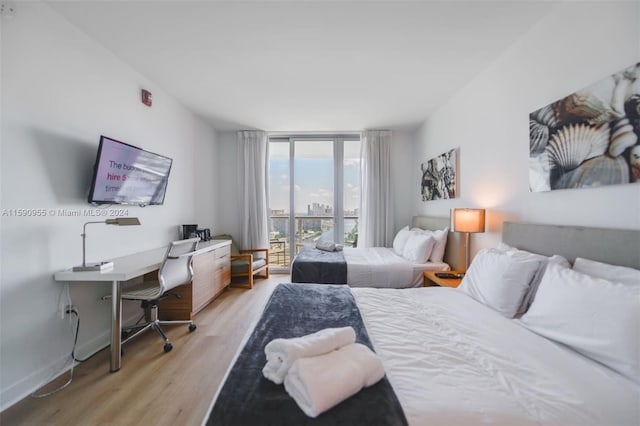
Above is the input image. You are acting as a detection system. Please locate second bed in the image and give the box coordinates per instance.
[291,216,463,288]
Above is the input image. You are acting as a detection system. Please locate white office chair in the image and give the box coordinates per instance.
[121,237,200,353]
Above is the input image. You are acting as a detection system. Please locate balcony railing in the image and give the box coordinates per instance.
[269,215,358,269]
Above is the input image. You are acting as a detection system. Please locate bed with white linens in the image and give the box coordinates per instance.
[205,220,640,426]
[342,246,449,287]
[354,286,638,425]
[291,216,463,288]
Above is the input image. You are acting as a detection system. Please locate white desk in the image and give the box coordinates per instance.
[54,239,230,372]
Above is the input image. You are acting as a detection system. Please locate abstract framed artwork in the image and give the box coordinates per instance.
[529,63,640,192]
[421,148,457,201]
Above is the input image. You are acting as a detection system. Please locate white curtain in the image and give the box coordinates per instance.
[236,130,270,253]
[359,130,394,247]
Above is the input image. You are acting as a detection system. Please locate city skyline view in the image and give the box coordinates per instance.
[268,139,361,252]
[268,140,361,215]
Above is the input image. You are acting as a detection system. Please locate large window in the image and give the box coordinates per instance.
[268,135,361,271]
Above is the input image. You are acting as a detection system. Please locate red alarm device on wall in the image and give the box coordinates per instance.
[141,89,152,107]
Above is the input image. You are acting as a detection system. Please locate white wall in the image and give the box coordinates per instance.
[414,1,640,257]
[390,128,418,232]
[194,128,221,230]
[214,131,242,239]
[0,3,217,409]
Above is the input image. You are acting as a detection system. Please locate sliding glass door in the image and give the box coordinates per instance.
[293,140,335,255]
[268,135,361,271]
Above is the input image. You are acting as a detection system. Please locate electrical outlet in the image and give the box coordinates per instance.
[57,283,72,319]
[65,305,76,315]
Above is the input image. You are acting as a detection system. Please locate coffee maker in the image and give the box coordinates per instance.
[181,224,211,241]
[181,224,198,239]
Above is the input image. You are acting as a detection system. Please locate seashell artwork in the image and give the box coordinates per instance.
[552,155,629,189]
[421,148,457,201]
[624,94,640,135]
[531,104,560,129]
[529,62,640,192]
[529,119,549,155]
[625,94,640,119]
[546,123,609,172]
[630,145,640,182]
[554,92,618,125]
[529,153,551,191]
[608,117,638,157]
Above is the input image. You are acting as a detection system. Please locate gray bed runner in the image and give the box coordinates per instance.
[206,283,408,426]
[291,246,347,284]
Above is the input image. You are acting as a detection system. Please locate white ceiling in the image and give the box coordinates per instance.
[47,1,556,132]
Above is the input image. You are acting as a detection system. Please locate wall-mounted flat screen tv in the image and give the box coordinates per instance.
[88,135,172,206]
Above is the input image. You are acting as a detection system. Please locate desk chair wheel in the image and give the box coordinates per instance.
[163,342,173,353]
[189,323,197,332]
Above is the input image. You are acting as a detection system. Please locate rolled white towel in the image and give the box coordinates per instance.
[283,343,385,418]
[316,241,336,252]
[262,326,356,384]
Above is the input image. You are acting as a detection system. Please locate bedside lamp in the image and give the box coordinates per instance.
[451,208,485,271]
[73,217,141,272]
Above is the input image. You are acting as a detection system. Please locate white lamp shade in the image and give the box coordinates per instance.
[451,208,485,233]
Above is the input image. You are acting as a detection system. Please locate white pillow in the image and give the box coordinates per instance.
[520,263,640,384]
[496,243,571,314]
[392,226,412,255]
[572,257,640,287]
[458,248,541,318]
[402,233,436,264]
[410,227,449,263]
[429,228,449,263]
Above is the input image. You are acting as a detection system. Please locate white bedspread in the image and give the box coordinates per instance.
[344,247,449,288]
[353,287,640,426]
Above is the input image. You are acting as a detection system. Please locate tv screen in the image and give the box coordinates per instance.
[88,136,172,206]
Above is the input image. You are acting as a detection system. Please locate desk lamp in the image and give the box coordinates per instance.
[451,208,485,271]
[73,217,141,271]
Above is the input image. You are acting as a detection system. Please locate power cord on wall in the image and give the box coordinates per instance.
[30,306,94,398]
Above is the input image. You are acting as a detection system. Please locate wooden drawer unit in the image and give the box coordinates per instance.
[152,240,232,320]
[153,283,193,321]
[214,245,231,294]
[192,249,217,314]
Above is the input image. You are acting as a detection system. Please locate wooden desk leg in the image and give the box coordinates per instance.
[110,280,122,372]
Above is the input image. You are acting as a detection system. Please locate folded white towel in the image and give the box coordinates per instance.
[262,326,356,384]
[284,343,385,418]
[316,241,336,252]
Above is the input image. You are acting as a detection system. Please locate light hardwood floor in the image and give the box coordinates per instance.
[1,275,287,426]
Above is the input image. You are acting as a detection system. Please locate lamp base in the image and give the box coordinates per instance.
[72,261,114,272]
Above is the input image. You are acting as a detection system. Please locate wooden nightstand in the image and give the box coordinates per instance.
[423,270,464,288]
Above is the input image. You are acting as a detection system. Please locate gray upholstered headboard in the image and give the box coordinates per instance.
[411,217,640,270]
[411,216,465,270]
[503,222,640,269]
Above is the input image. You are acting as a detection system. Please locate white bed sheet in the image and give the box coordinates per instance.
[344,247,449,288]
[352,287,640,426]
